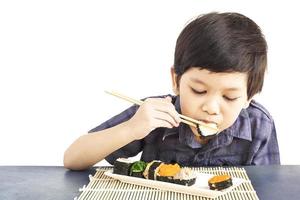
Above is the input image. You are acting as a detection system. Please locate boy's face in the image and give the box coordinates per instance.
[171,67,251,135]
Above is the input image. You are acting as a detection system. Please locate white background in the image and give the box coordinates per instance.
[1,0,299,166]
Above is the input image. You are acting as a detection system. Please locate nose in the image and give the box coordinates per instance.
[201,98,220,115]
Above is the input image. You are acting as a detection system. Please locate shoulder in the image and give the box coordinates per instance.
[246,100,274,123]
[245,100,276,138]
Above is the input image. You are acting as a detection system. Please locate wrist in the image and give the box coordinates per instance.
[125,119,147,141]
[119,120,137,141]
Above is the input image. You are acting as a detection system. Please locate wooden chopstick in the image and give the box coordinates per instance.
[105,91,218,131]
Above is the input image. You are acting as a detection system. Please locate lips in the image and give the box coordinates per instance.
[199,119,218,126]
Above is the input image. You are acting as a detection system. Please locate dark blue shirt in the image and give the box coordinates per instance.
[89,95,280,166]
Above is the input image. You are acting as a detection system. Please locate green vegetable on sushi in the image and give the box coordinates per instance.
[130,161,147,178]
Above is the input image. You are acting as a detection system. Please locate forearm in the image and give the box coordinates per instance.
[64,97,180,170]
[63,121,136,170]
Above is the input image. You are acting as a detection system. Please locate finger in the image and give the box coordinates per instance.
[155,102,181,125]
[144,97,181,125]
[166,106,181,125]
[153,111,179,127]
[153,118,173,129]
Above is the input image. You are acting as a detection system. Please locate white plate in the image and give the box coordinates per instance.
[104,170,246,198]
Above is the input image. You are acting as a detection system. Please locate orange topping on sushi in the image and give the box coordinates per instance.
[208,174,231,184]
[158,163,181,176]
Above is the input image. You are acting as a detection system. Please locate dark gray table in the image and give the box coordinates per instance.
[0,165,299,200]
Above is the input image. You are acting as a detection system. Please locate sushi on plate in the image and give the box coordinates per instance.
[208,174,233,190]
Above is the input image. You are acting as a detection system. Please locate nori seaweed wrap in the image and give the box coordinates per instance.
[143,160,163,180]
[148,161,163,180]
[113,158,134,176]
[174,167,196,186]
[208,174,233,190]
[172,167,196,186]
[129,161,147,178]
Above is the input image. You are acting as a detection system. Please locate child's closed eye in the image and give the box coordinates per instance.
[223,96,240,101]
[191,88,206,95]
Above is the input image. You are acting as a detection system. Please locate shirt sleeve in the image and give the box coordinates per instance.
[88,105,143,165]
[251,120,281,165]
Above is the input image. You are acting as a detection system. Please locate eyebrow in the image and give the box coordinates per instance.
[191,78,242,91]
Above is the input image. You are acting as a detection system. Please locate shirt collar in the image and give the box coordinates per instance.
[224,108,252,141]
[162,95,252,148]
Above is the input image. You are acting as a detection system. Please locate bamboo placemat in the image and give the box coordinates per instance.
[75,166,259,200]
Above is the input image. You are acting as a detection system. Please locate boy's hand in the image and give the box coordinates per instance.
[127,96,181,140]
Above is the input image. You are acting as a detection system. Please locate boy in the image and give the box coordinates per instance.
[64,12,280,170]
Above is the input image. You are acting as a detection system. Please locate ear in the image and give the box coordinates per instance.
[170,66,179,95]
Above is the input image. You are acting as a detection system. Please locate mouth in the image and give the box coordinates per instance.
[196,119,219,138]
[198,119,218,126]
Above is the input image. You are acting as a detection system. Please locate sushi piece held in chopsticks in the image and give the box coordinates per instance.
[113,158,134,176]
[196,122,219,138]
[130,161,147,178]
[208,174,233,190]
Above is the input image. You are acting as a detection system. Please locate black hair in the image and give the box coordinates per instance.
[174,12,267,99]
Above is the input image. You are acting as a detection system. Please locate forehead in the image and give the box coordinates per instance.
[182,68,248,90]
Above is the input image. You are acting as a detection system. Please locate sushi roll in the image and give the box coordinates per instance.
[156,163,181,183]
[157,164,196,186]
[143,160,163,180]
[173,167,196,186]
[208,174,233,190]
[113,158,134,176]
[129,161,147,178]
[196,123,218,139]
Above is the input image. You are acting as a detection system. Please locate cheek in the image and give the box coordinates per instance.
[220,106,243,130]
[179,95,198,116]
